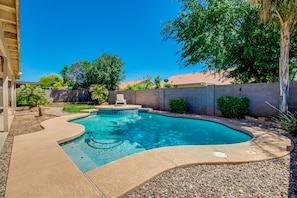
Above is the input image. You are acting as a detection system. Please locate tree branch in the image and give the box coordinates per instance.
[274,9,284,26]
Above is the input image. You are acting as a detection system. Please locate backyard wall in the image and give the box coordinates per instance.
[109,82,297,117]
[44,89,91,103]
[21,82,297,117]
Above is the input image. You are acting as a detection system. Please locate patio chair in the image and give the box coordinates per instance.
[115,94,127,105]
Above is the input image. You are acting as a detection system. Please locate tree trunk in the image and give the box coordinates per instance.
[279,22,290,113]
[38,105,43,116]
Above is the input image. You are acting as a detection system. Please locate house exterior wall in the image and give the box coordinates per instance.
[0,82,12,107]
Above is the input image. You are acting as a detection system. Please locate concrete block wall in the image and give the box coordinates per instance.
[14,82,293,117]
[163,87,208,114]
[45,89,91,103]
[108,90,136,105]
[135,90,161,109]
[214,83,280,116]
[108,81,297,117]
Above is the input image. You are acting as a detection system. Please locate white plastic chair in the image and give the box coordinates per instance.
[115,94,127,105]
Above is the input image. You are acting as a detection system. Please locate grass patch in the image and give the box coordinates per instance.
[45,103,65,107]
[63,104,95,113]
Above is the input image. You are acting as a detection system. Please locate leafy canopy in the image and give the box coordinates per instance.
[64,60,91,89]
[39,73,65,89]
[17,84,48,107]
[254,0,297,113]
[162,0,297,83]
[86,53,125,90]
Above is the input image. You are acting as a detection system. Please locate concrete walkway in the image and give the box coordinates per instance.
[5,112,293,198]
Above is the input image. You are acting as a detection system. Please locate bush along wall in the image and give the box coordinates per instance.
[217,96,249,118]
[169,98,188,114]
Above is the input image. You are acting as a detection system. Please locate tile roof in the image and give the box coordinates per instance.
[119,70,233,90]
[166,70,233,86]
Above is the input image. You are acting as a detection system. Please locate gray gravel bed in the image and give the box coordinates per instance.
[128,133,297,198]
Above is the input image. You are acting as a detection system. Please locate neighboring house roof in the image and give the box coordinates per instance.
[165,70,233,87]
[118,80,145,90]
[119,70,233,90]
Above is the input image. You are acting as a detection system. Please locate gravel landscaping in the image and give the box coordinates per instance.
[0,108,296,198]
[128,129,297,198]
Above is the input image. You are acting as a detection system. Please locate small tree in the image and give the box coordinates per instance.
[17,84,48,116]
[154,75,162,89]
[252,0,297,113]
[90,84,109,105]
[17,84,48,108]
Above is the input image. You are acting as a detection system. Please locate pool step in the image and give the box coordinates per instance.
[61,144,98,172]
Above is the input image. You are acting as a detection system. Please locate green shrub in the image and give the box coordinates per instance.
[217,96,249,118]
[90,84,108,104]
[268,106,297,136]
[265,101,297,136]
[17,84,48,108]
[16,93,29,106]
[169,98,188,114]
[272,111,297,136]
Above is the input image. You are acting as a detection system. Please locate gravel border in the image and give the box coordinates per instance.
[128,127,297,198]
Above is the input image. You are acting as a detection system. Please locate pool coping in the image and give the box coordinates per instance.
[5,110,293,198]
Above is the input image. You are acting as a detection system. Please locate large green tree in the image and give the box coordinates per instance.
[39,73,64,89]
[162,0,252,68]
[64,60,91,89]
[162,0,297,112]
[225,8,280,83]
[86,53,125,90]
[60,65,69,84]
[252,0,297,112]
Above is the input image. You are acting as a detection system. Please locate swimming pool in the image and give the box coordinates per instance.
[60,111,252,172]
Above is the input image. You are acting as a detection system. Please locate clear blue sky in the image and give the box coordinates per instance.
[20,0,203,82]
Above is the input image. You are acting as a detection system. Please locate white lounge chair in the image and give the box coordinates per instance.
[115,94,127,105]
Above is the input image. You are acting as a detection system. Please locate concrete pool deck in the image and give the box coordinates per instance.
[5,108,293,198]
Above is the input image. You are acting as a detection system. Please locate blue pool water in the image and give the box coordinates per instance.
[61,111,252,172]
